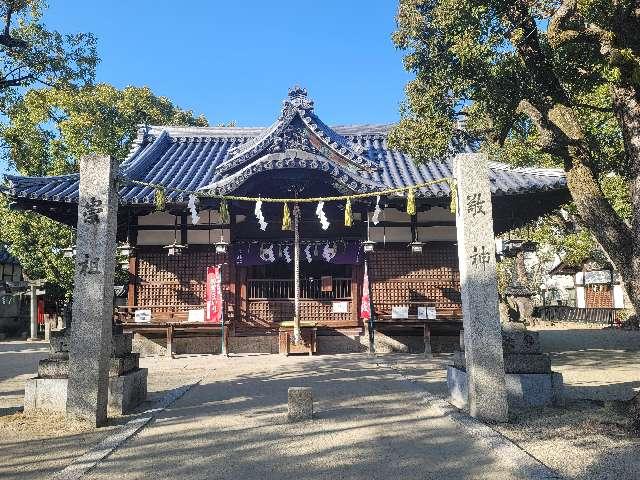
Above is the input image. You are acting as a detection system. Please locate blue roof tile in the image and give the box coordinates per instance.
[2,88,566,206]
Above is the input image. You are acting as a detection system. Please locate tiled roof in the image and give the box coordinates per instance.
[0,245,18,265]
[2,87,566,206]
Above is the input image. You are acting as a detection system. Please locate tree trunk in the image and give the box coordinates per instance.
[546,105,636,314]
[612,82,640,316]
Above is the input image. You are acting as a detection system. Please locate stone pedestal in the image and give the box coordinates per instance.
[25,328,147,415]
[288,387,313,421]
[447,325,564,409]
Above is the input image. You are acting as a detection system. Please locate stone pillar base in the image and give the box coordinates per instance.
[24,368,148,415]
[447,366,564,410]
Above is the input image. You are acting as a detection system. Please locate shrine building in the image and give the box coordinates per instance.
[3,86,569,355]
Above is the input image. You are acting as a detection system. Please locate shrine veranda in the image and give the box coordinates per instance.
[3,87,570,355]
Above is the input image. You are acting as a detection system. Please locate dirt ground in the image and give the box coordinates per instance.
[493,321,640,479]
[1,323,640,479]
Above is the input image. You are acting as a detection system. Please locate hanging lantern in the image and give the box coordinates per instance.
[117,241,134,258]
[215,231,229,254]
[362,240,376,253]
[164,241,186,256]
[409,240,425,254]
[163,216,186,256]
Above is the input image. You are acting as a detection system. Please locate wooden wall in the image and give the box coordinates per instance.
[368,243,462,317]
[130,242,462,330]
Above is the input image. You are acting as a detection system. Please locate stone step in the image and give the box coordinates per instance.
[38,353,140,379]
[503,353,551,374]
[112,333,133,357]
[38,358,69,379]
[501,330,542,354]
[110,353,140,376]
[49,331,70,354]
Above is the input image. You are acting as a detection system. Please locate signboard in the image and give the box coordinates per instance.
[391,306,409,319]
[134,309,152,323]
[206,266,223,323]
[417,306,436,319]
[187,309,205,323]
[321,276,333,292]
[332,301,349,313]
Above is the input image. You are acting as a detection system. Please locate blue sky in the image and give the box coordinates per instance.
[45,1,410,126]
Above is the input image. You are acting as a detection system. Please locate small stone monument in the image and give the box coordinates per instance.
[288,387,313,421]
[448,324,563,408]
[450,153,508,422]
[25,327,147,414]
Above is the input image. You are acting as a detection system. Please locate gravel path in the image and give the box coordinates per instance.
[83,354,536,480]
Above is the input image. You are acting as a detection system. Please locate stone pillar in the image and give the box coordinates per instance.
[66,155,118,427]
[29,284,38,341]
[454,153,508,422]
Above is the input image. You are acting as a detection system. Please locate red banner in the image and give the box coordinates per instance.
[360,263,371,321]
[206,265,223,324]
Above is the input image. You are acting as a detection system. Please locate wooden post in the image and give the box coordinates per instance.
[167,324,174,358]
[423,324,432,357]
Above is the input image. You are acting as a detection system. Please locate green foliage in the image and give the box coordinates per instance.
[0,0,98,110]
[0,84,208,299]
[2,84,208,176]
[391,0,633,270]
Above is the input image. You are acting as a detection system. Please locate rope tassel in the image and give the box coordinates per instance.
[406,187,416,216]
[282,203,292,231]
[448,179,458,215]
[219,199,230,224]
[344,198,353,227]
[154,187,166,211]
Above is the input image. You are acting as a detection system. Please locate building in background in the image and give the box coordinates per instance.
[0,245,28,336]
[2,87,570,353]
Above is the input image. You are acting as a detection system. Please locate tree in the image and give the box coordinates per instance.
[0,0,97,109]
[390,0,638,314]
[0,84,208,299]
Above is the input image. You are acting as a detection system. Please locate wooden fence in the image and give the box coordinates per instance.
[535,306,620,325]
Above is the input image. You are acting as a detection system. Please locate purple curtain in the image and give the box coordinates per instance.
[233,241,363,266]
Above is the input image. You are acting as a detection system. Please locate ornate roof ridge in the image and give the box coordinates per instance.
[487,161,565,177]
[140,123,393,140]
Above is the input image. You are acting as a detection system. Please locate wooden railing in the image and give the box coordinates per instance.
[535,306,620,325]
[248,278,351,300]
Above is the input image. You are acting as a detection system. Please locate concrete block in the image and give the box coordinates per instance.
[109,353,139,377]
[24,377,68,412]
[112,333,133,357]
[501,328,542,354]
[447,365,468,410]
[447,366,564,409]
[108,368,148,415]
[25,369,148,416]
[37,358,69,378]
[503,353,551,374]
[288,387,313,421]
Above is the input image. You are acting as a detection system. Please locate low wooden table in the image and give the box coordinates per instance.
[278,326,317,356]
[373,316,462,356]
[120,321,227,358]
